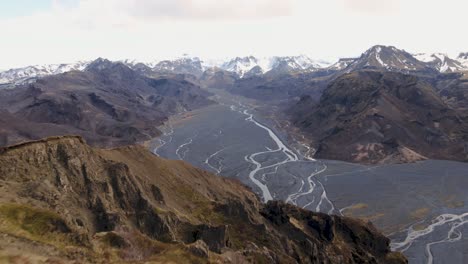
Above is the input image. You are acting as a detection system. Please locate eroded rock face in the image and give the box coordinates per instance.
[0,136,407,263]
[261,201,406,264]
[289,70,468,164]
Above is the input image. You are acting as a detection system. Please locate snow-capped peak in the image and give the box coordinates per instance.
[150,55,206,77]
[347,45,430,72]
[0,61,90,85]
[327,58,356,71]
[414,53,464,73]
[220,55,331,77]
[413,53,438,63]
[220,56,264,77]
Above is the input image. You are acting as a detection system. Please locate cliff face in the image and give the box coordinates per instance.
[0,136,406,263]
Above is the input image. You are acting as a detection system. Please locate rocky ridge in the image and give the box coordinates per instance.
[0,136,406,263]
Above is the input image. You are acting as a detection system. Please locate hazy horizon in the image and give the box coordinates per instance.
[1,0,467,69]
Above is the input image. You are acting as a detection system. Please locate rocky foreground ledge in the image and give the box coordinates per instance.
[0,136,406,263]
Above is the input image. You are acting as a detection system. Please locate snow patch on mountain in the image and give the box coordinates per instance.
[327,58,356,71]
[457,53,468,69]
[374,46,388,67]
[345,45,433,73]
[220,56,262,77]
[10,48,468,85]
[413,53,434,63]
[414,53,465,72]
[0,61,90,85]
[220,55,331,77]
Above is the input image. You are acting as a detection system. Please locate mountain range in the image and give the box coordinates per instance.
[1,45,468,165]
[0,61,90,86]
[0,59,213,148]
[3,46,467,87]
[3,44,468,262]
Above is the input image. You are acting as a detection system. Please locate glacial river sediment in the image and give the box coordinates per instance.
[152,96,468,264]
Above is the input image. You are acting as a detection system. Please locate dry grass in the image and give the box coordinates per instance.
[149,247,208,264]
[0,203,75,247]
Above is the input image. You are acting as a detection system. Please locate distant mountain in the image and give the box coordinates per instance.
[85,57,115,71]
[327,58,356,71]
[3,47,467,87]
[0,59,213,147]
[152,56,205,77]
[200,67,239,89]
[220,55,330,77]
[414,53,465,72]
[289,70,468,164]
[344,45,436,74]
[432,68,468,113]
[0,56,207,86]
[339,46,467,74]
[457,52,468,68]
[265,56,315,76]
[220,56,265,77]
[229,70,335,101]
[120,58,159,68]
[243,65,264,78]
[0,61,90,85]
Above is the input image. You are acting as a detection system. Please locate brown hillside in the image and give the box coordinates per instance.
[0,136,406,263]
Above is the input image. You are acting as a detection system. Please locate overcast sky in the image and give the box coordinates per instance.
[1,0,467,69]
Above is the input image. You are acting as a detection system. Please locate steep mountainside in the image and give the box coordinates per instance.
[0,59,213,147]
[289,71,468,164]
[344,46,436,75]
[200,68,239,90]
[226,70,338,101]
[0,136,406,263]
[432,71,468,113]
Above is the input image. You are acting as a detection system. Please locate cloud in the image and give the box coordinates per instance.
[56,0,294,22]
[0,0,467,69]
[130,0,294,20]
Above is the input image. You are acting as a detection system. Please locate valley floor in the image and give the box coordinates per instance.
[151,90,468,264]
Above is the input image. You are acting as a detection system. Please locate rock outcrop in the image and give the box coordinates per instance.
[0,136,406,263]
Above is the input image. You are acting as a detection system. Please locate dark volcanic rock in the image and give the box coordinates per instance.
[0,59,214,147]
[229,70,336,101]
[200,67,239,90]
[289,70,468,164]
[261,201,405,264]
